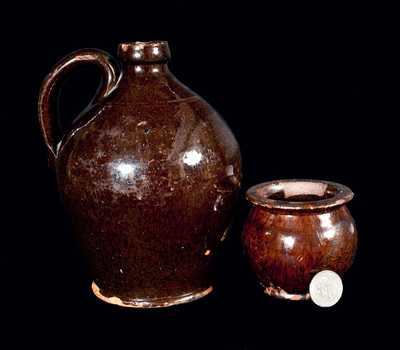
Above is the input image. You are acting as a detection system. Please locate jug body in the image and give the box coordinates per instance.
[39,41,241,307]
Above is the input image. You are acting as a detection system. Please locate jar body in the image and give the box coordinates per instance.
[243,205,357,300]
[55,55,241,307]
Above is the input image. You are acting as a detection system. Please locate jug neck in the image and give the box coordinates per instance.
[114,41,195,103]
[118,41,172,76]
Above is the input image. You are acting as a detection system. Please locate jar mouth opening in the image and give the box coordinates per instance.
[246,179,354,211]
[118,41,171,63]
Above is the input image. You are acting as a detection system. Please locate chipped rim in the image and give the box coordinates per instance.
[246,179,354,211]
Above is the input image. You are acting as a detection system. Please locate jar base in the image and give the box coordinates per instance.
[264,284,310,301]
[91,282,213,308]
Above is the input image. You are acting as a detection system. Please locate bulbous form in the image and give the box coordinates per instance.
[243,180,357,300]
[39,41,241,307]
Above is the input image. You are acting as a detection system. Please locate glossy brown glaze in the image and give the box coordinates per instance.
[243,180,357,300]
[38,41,241,307]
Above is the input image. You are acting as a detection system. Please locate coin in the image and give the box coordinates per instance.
[309,270,343,307]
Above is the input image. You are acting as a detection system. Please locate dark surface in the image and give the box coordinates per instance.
[40,41,241,304]
[1,2,392,348]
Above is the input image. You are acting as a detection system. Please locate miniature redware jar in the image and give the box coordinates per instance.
[38,41,241,308]
[243,179,357,300]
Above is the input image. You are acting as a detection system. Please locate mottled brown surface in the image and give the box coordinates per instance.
[38,41,241,306]
[243,180,357,297]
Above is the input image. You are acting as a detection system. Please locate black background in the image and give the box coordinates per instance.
[1,2,394,348]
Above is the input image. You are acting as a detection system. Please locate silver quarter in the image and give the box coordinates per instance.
[309,270,343,307]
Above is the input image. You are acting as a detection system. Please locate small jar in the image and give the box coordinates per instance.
[243,179,358,300]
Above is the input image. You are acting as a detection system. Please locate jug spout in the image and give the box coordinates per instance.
[118,41,171,63]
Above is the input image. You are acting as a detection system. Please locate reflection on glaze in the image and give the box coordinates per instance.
[282,235,295,250]
[213,194,223,212]
[225,165,234,176]
[108,159,147,196]
[110,160,138,185]
[322,229,336,240]
[319,213,337,240]
[319,213,332,228]
[116,163,137,178]
[182,149,202,166]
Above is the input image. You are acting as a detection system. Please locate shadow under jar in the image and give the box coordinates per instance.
[242,179,358,300]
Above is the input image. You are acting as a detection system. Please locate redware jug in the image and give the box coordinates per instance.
[38,41,241,308]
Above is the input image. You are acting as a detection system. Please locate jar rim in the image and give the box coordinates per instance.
[246,179,354,211]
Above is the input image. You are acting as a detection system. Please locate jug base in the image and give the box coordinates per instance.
[264,284,310,301]
[91,282,213,308]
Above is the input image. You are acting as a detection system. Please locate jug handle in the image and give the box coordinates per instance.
[38,49,119,168]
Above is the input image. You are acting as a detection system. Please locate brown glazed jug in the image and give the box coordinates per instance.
[243,179,357,301]
[38,41,241,308]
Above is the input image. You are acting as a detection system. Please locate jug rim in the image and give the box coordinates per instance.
[118,41,171,63]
